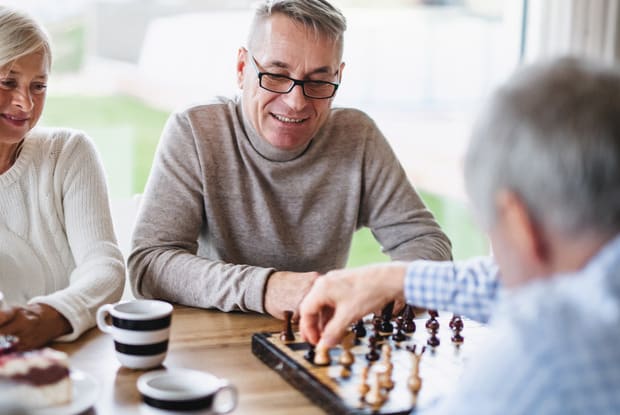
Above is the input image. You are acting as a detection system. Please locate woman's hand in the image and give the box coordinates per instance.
[0,303,71,351]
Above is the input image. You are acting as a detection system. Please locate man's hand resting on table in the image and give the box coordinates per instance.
[264,271,320,320]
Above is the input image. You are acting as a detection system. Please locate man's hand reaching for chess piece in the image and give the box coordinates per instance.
[299,263,407,349]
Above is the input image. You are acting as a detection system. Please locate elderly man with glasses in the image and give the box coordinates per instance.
[129,0,451,320]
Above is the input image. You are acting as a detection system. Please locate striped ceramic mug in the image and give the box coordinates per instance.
[97,300,173,369]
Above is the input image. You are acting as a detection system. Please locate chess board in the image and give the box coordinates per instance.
[252,314,488,415]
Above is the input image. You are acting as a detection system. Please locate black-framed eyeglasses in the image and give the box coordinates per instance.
[247,52,339,99]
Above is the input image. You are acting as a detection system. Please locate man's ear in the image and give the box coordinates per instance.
[236,47,247,89]
[338,61,345,83]
[496,190,550,266]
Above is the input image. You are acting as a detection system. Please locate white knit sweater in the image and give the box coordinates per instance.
[0,128,125,341]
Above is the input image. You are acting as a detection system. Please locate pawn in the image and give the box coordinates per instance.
[365,372,386,407]
[304,343,315,363]
[340,365,352,379]
[314,344,331,366]
[280,310,295,342]
[353,319,366,338]
[339,332,356,367]
[370,318,385,342]
[369,325,384,344]
[392,317,407,342]
[450,315,465,346]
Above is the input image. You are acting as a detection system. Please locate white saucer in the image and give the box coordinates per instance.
[33,370,100,415]
[137,368,236,414]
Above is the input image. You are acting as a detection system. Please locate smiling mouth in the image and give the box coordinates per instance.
[271,113,307,124]
[2,114,29,123]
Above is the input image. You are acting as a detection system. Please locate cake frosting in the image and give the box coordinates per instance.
[0,348,72,408]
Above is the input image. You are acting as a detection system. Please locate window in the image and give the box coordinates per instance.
[10,0,527,262]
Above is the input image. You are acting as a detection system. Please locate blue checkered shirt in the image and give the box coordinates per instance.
[405,235,620,415]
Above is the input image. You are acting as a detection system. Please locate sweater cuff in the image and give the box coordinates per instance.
[28,294,91,342]
[244,267,276,313]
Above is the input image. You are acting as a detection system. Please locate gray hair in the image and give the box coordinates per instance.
[0,5,51,71]
[465,57,620,236]
[247,0,347,54]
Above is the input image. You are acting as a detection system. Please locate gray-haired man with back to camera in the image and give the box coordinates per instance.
[128,0,451,320]
[300,57,620,414]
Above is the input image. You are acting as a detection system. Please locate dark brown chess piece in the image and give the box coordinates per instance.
[365,336,380,361]
[370,318,385,342]
[426,311,440,347]
[353,319,366,338]
[304,343,316,363]
[280,310,295,342]
[392,316,407,342]
[380,302,395,333]
[402,305,416,333]
[450,314,464,346]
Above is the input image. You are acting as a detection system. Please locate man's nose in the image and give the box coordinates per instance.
[282,83,308,112]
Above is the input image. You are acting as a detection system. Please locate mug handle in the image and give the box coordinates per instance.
[213,382,238,414]
[96,304,115,334]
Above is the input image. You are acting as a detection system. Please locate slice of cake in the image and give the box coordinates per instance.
[0,347,72,408]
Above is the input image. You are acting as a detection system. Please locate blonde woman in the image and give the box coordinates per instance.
[0,6,124,350]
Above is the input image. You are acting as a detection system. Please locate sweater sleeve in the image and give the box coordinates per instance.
[358,119,452,262]
[128,112,273,313]
[28,132,125,341]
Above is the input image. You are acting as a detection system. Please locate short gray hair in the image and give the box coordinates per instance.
[248,0,347,54]
[0,6,51,71]
[465,57,620,236]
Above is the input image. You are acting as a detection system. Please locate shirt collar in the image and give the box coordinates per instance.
[497,233,620,323]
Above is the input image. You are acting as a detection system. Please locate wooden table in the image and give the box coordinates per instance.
[55,306,324,415]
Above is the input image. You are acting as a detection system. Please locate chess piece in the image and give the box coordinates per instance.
[358,366,370,398]
[365,372,386,407]
[379,344,394,390]
[450,314,464,346]
[392,316,407,342]
[427,328,440,347]
[314,344,331,366]
[365,336,380,361]
[402,305,416,333]
[408,350,423,394]
[339,332,355,367]
[369,324,384,344]
[426,311,440,347]
[304,343,315,363]
[340,365,351,379]
[425,310,439,333]
[380,302,395,333]
[353,319,366,338]
[280,310,295,342]
[370,318,385,342]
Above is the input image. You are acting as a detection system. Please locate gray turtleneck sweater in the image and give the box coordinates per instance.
[128,96,451,313]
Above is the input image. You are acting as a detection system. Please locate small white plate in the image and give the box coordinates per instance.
[137,368,236,414]
[32,370,100,415]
